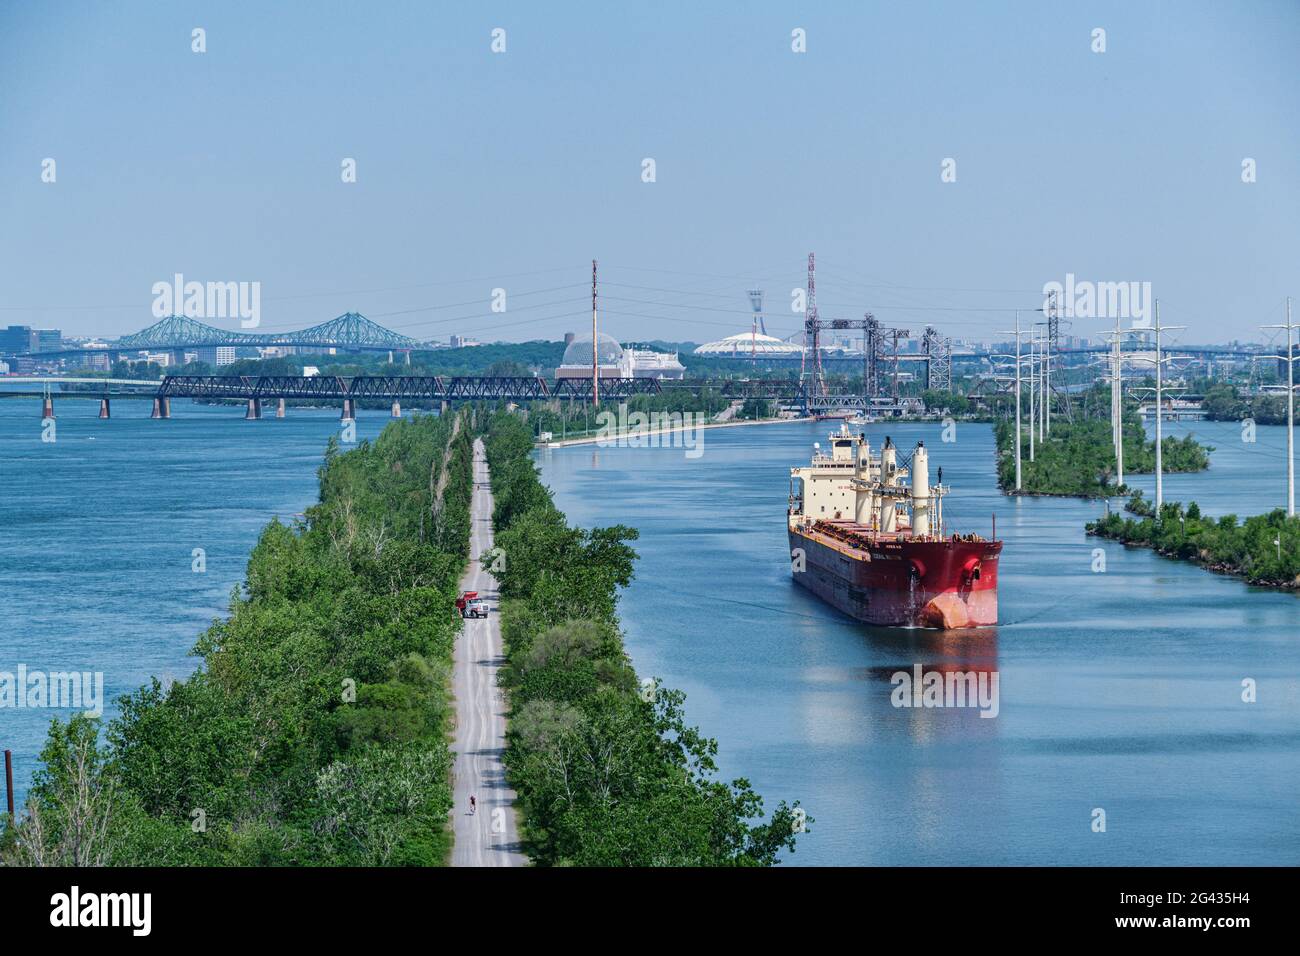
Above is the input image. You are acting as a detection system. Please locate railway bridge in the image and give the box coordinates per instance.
[3,374,666,420]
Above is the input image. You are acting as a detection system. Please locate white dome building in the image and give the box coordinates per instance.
[555,332,634,379]
[694,330,803,358]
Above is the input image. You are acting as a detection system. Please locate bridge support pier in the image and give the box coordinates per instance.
[41,396,54,419]
[390,401,401,418]
[151,397,170,419]
[98,398,110,419]
[341,398,356,422]
[276,398,286,419]
[439,400,449,415]
[245,398,262,420]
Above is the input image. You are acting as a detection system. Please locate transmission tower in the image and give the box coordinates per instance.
[923,326,953,391]
[799,253,825,396]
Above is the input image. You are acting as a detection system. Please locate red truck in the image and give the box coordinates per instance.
[455,591,488,619]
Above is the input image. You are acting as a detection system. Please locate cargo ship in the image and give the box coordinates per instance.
[788,425,1002,628]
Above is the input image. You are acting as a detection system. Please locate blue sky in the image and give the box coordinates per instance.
[1,0,1296,346]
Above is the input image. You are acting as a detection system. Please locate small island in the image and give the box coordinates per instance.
[1088,496,1300,589]
[996,414,1211,498]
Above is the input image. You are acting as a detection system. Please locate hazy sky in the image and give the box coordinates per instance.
[1,1,1297,347]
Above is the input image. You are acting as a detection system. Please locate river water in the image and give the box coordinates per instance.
[536,416,1300,866]
[2,398,1296,865]
[0,398,389,808]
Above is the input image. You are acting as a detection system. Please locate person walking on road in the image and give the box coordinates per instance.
[469,794,476,816]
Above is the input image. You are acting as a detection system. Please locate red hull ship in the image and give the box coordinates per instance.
[788,425,1002,628]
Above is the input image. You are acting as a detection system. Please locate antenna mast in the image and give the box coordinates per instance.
[800,253,824,396]
[591,259,599,408]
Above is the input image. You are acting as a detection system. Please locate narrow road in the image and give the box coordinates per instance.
[450,437,526,866]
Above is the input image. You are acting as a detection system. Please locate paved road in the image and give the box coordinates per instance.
[450,438,526,866]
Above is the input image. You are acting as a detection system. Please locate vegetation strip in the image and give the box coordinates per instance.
[482,410,807,865]
[2,412,473,865]
[1088,497,1300,589]
[995,415,1210,498]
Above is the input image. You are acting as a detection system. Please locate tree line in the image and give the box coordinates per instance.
[482,409,808,864]
[995,415,1211,497]
[1,412,473,865]
[1088,497,1300,588]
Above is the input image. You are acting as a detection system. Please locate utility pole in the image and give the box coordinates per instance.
[1111,316,1124,489]
[4,749,12,825]
[591,259,599,408]
[1262,295,1296,516]
[1046,290,1058,434]
[1154,302,1163,509]
[1142,300,1185,512]
[1028,329,1036,462]
[1037,324,1046,443]
[999,313,1031,491]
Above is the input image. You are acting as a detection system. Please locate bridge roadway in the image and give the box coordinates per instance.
[0,374,939,417]
[3,374,823,403]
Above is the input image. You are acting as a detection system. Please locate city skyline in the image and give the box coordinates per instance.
[2,2,1298,348]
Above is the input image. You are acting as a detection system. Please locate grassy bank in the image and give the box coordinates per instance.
[2,412,473,866]
[1087,498,1300,588]
[995,415,1211,497]
[482,410,808,865]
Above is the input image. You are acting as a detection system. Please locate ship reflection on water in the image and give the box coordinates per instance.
[862,628,1002,740]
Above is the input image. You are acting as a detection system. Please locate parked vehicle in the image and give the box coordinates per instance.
[456,591,488,618]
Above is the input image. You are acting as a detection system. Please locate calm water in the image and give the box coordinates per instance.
[537,417,1300,866]
[3,399,1297,865]
[0,398,390,808]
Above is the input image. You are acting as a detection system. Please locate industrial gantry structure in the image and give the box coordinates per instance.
[796,253,952,414]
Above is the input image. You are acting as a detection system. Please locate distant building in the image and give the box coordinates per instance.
[450,335,481,348]
[693,330,802,358]
[34,329,61,352]
[0,326,61,354]
[0,325,35,354]
[626,347,685,379]
[554,333,633,379]
[196,346,237,367]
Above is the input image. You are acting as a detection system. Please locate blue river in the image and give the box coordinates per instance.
[536,415,1300,865]
[1,397,1297,865]
[0,398,389,809]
